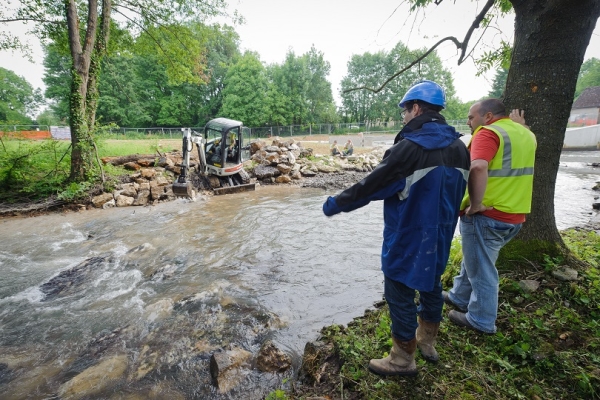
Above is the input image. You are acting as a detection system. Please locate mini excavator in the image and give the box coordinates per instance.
[172,117,255,197]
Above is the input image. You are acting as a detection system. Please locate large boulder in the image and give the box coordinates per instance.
[210,347,252,393]
[277,164,293,174]
[91,192,114,208]
[250,140,266,154]
[300,166,318,177]
[137,158,155,167]
[275,175,292,183]
[254,165,281,180]
[140,168,156,179]
[124,161,140,171]
[133,189,151,206]
[58,354,129,400]
[264,145,282,154]
[119,183,137,197]
[115,195,134,207]
[40,256,109,301]
[316,164,338,173]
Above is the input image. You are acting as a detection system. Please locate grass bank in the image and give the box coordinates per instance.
[280,228,600,400]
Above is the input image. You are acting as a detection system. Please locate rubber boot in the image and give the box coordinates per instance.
[416,317,440,363]
[368,337,417,376]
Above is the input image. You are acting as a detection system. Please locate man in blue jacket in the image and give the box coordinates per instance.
[323,80,470,376]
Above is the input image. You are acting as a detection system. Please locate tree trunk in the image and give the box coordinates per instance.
[66,0,97,181]
[500,0,600,262]
[65,0,111,182]
[87,0,111,130]
[68,69,88,181]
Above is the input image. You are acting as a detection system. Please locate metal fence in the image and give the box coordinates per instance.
[1,120,471,141]
[0,124,51,132]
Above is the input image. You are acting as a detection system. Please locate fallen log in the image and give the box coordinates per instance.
[0,199,68,216]
[100,154,156,166]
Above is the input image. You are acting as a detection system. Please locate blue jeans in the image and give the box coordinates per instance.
[448,214,521,333]
[384,276,443,341]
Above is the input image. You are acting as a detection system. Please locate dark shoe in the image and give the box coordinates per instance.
[442,290,467,313]
[448,310,493,335]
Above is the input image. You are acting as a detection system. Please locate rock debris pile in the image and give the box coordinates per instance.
[93,137,385,209]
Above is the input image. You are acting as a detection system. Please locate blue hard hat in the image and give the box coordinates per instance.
[398,80,446,109]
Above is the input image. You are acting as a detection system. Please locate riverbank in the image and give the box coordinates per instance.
[286,228,600,400]
[0,136,382,218]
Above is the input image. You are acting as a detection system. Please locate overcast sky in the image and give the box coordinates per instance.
[1,0,599,108]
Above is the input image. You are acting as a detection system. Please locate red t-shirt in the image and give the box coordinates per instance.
[464,117,526,224]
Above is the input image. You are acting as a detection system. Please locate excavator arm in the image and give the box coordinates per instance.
[173,128,205,198]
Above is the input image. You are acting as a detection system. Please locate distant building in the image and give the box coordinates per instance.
[569,86,600,127]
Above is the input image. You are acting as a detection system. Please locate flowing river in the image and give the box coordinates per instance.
[0,151,598,399]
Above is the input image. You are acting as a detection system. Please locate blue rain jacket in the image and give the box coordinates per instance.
[323,113,470,291]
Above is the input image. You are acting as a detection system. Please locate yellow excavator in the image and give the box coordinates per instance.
[172,118,255,197]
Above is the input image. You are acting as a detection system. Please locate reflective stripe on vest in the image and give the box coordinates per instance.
[485,124,534,178]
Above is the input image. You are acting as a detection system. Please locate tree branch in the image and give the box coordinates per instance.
[81,0,99,73]
[66,0,83,68]
[348,36,461,94]
[344,0,496,94]
[0,18,62,24]
[457,0,496,64]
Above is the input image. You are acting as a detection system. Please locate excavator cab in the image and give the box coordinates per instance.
[173,118,255,197]
[204,119,242,170]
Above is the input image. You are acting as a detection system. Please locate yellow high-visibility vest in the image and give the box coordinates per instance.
[461,118,537,213]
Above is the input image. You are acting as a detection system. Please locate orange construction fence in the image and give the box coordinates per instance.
[0,130,52,139]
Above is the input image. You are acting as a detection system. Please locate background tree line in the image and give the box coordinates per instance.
[4,47,600,131]
[3,18,600,131]
[37,21,475,128]
[14,22,600,130]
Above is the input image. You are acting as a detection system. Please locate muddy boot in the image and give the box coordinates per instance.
[368,337,417,377]
[416,317,440,363]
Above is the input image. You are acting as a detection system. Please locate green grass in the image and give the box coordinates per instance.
[96,137,182,156]
[0,139,72,202]
[289,231,600,399]
[0,137,181,203]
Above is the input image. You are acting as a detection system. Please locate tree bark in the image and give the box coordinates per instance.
[87,0,111,130]
[66,0,99,181]
[65,0,111,182]
[501,0,600,260]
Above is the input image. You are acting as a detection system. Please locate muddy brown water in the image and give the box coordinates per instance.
[0,151,598,399]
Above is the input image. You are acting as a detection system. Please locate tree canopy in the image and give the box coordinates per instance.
[488,67,508,98]
[575,57,600,98]
[340,42,456,123]
[0,67,42,124]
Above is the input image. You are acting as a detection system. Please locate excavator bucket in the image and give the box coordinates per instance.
[213,183,256,196]
[172,181,194,198]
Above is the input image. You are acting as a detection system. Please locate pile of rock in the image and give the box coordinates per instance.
[93,154,181,209]
[92,138,385,209]
[248,137,383,184]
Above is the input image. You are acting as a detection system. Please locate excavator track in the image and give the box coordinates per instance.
[212,171,255,195]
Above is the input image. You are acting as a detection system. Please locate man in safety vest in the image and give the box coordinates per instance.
[444,98,537,334]
[323,80,470,376]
